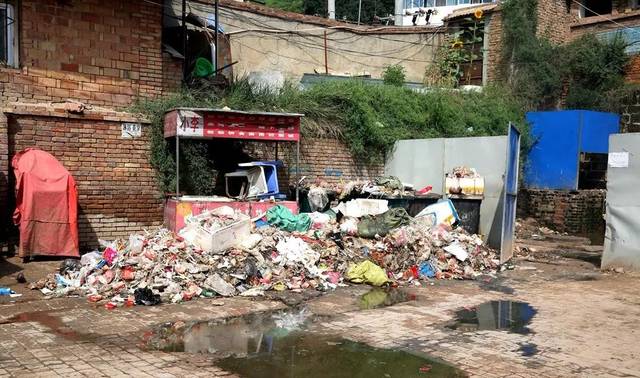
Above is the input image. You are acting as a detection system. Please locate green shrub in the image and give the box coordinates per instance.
[133,78,526,195]
[382,64,406,86]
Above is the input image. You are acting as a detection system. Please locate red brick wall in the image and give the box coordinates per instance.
[517,188,606,241]
[243,137,384,189]
[485,11,503,84]
[536,0,575,44]
[0,0,172,108]
[6,110,163,249]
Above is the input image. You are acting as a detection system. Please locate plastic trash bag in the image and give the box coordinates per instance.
[346,261,389,286]
[334,199,389,218]
[266,205,311,232]
[374,176,404,191]
[59,259,82,275]
[134,288,161,306]
[307,186,329,212]
[357,208,412,238]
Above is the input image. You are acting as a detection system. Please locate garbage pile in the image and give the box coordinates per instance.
[304,175,408,200]
[515,217,562,240]
[33,199,500,308]
[447,166,480,179]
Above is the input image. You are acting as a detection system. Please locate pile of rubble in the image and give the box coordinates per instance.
[515,217,563,240]
[33,200,500,308]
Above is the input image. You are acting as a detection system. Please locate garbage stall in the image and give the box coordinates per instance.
[162,108,302,235]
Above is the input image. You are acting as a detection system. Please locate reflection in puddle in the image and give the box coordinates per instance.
[447,301,537,334]
[217,332,467,378]
[358,287,415,309]
[518,342,539,357]
[143,308,466,377]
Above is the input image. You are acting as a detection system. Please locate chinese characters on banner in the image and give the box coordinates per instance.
[164,110,301,142]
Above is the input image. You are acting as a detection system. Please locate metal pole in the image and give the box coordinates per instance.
[181,0,187,83]
[323,31,328,75]
[296,140,300,203]
[176,134,180,197]
[357,0,362,25]
[215,0,219,73]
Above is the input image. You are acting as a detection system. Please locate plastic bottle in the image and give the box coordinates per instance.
[0,288,16,296]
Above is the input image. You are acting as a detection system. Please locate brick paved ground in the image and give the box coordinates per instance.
[0,255,639,377]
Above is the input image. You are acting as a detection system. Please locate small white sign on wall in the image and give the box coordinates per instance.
[121,123,142,138]
[608,152,629,168]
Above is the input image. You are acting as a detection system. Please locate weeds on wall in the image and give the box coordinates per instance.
[134,78,526,195]
[500,0,629,111]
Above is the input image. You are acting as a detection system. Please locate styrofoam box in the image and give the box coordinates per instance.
[191,214,251,253]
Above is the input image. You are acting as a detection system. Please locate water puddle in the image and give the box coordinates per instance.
[358,287,415,309]
[217,332,467,378]
[1,311,96,342]
[447,301,536,334]
[143,308,466,377]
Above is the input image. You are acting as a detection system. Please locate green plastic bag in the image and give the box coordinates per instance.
[194,57,214,77]
[266,205,311,232]
[346,260,389,287]
[374,176,403,191]
[357,208,412,238]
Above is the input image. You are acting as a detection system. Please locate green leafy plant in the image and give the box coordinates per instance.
[430,12,485,87]
[500,0,629,111]
[134,78,527,195]
[382,64,406,86]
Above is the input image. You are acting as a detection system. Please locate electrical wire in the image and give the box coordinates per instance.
[218,12,438,58]
[150,0,443,65]
[222,7,445,47]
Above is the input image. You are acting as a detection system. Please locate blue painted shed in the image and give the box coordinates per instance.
[524,110,620,190]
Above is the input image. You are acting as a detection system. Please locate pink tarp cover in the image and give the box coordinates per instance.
[12,148,79,258]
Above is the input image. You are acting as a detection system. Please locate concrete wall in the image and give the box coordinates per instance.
[385,136,508,245]
[218,5,443,82]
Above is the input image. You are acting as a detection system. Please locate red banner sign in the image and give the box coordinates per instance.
[203,113,300,141]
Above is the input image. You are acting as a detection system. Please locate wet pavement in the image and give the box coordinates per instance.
[142,307,465,377]
[0,253,640,377]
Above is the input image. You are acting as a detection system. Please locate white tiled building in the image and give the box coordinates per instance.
[395,0,496,26]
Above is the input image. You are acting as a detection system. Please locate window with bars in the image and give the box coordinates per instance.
[1,1,17,67]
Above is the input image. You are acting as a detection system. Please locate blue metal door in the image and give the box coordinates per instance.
[501,123,520,263]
